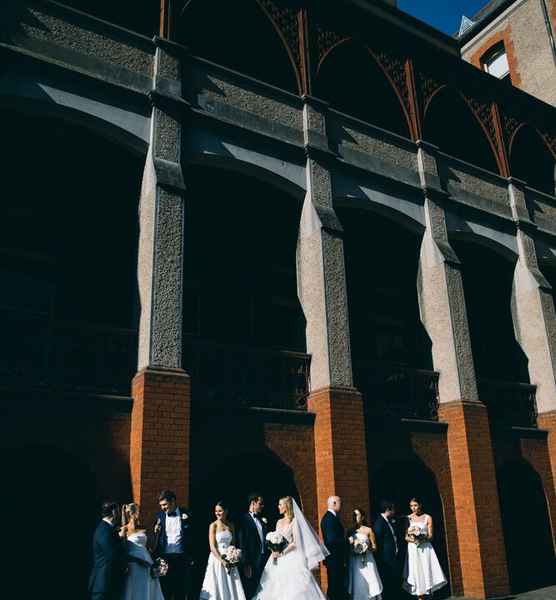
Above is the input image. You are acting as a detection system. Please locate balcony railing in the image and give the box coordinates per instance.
[183,337,310,412]
[478,378,538,429]
[355,360,439,421]
[0,310,137,395]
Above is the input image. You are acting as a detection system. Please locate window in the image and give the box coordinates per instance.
[482,44,511,80]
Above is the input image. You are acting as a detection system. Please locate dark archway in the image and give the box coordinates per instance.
[315,42,411,138]
[370,457,450,597]
[1,110,141,394]
[510,126,556,195]
[424,88,499,174]
[498,460,556,592]
[179,1,299,93]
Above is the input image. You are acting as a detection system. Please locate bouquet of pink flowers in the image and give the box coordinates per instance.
[266,531,288,565]
[407,525,428,547]
[222,545,242,573]
[150,558,169,578]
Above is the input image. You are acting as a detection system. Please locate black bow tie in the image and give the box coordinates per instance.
[252,513,262,520]
[167,511,178,517]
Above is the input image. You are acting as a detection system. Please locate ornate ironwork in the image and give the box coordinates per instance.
[501,110,523,151]
[373,49,411,122]
[418,71,445,115]
[183,337,310,411]
[478,379,538,429]
[355,360,439,422]
[314,23,348,71]
[463,95,502,163]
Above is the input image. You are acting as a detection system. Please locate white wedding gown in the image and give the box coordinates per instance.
[123,531,165,600]
[403,518,447,596]
[200,529,246,600]
[348,533,383,600]
[253,520,327,600]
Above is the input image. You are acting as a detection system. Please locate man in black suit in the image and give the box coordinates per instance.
[237,492,269,599]
[89,501,126,600]
[320,495,346,600]
[153,490,194,600]
[374,500,402,600]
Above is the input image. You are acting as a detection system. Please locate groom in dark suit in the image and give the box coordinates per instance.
[89,501,126,600]
[320,495,346,600]
[374,500,402,600]
[153,490,194,600]
[238,492,269,599]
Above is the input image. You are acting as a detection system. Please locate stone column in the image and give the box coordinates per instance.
[508,178,556,542]
[416,142,510,598]
[297,97,369,537]
[130,38,191,520]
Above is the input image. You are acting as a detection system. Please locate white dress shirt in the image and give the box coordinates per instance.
[327,508,337,517]
[250,512,265,553]
[165,511,183,554]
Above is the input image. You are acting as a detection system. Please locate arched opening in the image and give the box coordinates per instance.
[314,42,411,138]
[1,110,141,395]
[4,444,99,598]
[57,0,160,36]
[370,457,450,597]
[497,460,556,592]
[424,88,499,173]
[179,1,299,93]
[339,208,434,423]
[510,126,556,195]
[451,239,532,426]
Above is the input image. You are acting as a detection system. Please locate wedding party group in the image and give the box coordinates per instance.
[89,490,447,600]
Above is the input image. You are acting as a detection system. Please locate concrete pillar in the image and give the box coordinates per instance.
[416,142,510,598]
[131,38,191,519]
[509,178,556,542]
[297,97,369,537]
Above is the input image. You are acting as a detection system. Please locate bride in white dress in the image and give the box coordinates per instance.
[403,498,447,600]
[121,503,165,600]
[253,496,329,600]
[200,501,246,600]
[347,508,383,600]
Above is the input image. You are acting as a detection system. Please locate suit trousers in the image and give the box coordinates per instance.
[325,555,346,600]
[242,553,267,599]
[160,554,190,600]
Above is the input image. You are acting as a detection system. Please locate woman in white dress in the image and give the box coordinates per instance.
[121,503,165,600]
[347,508,383,600]
[254,496,329,600]
[403,498,447,599]
[200,500,246,600]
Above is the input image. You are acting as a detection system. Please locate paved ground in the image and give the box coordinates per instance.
[445,586,556,600]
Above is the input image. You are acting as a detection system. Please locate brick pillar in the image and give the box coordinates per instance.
[297,97,369,538]
[509,179,556,515]
[416,142,510,598]
[131,38,191,517]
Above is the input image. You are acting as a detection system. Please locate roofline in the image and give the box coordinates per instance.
[457,0,516,45]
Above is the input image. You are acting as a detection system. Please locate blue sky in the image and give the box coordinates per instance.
[397,0,490,35]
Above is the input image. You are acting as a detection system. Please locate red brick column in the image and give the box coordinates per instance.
[438,401,510,599]
[535,410,556,549]
[130,368,191,521]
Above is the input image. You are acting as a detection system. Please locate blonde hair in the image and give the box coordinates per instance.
[122,503,140,532]
[280,496,294,521]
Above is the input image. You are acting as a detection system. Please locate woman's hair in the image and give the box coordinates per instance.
[409,497,423,509]
[280,496,294,520]
[122,503,140,528]
[352,507,368,526]
[215,500,229,513]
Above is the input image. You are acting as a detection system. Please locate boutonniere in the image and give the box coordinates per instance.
[261,517,268,524]
[181,513,189,521]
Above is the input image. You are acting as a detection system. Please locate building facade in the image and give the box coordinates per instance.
[1,1,556,598]
[459,0,556,106]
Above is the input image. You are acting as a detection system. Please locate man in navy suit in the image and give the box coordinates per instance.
[154,490,194,600]
[237,492,269,599]
[320,495,346,600]
[89,501,126,600]
[374,500,403,600]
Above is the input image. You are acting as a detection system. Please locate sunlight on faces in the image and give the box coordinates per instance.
[250,497,264,515]
[409,500,422,515]
[328,495,342,513]
[160,498,177,513]
[215,504,228,521]
[353,509,363,526]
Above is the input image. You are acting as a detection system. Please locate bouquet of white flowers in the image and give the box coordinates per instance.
[407,525,428,547]
[351,538,369,565]
[222,545,242,573]
[266,531,288,565]
[150,558,169,578]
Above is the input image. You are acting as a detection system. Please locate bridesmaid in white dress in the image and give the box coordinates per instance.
[200,501,246,600]
[347,508,383,600]
[121,503,165,600]
[403,498,447,600]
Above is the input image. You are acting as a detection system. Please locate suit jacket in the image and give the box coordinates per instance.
[153,507,194,560]
[237,512,268,569]
[373,514,400,570]
[88,520,125,596]
[320,511,345,566]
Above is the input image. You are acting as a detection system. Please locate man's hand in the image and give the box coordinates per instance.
[154,519,161,534]
[244,565,253,578]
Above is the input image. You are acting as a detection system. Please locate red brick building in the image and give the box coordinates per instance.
[1,1,556,598]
